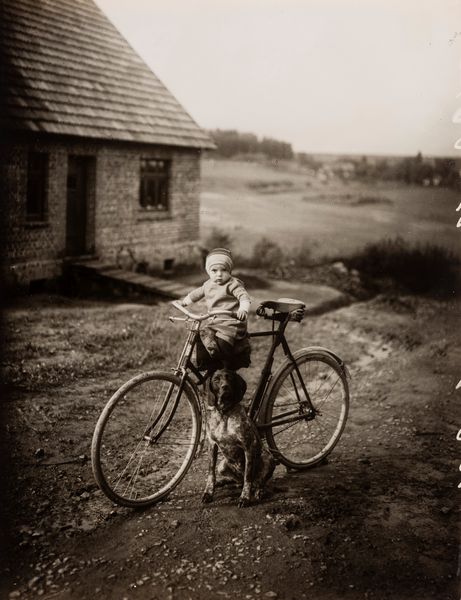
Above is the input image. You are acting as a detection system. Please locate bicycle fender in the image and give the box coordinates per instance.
[293,347,351,380]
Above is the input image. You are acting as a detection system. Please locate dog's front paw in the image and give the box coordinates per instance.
[202,491,214,504]
[238,494,251,508]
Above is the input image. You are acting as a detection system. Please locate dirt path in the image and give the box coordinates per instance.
[1,294,459,600]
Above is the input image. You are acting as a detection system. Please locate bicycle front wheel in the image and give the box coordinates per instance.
[264,351,349,470]
[91,371,200,507]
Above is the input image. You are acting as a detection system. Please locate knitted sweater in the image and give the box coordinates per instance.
[183,277,251,344]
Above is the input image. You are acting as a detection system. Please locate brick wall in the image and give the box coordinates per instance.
[2,136,203,284]
[95,144,201,268]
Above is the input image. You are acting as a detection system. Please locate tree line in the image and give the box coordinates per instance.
[208,129,460,189]
[208,129,294,160]
[347,152,460,189]
[296,151,459,190]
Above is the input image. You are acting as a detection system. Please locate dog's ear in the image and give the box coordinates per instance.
[206,372,218,406]
[232,372,247,404]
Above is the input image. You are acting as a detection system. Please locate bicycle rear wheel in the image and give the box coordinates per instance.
[91,371,200,507]
[263,351,349,469]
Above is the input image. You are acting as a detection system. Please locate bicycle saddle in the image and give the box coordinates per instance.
[259,298,306,313]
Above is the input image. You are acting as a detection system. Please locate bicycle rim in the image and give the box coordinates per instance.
[265,353,349,469]
[91,371,200,507]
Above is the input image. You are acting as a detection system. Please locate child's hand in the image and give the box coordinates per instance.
[237,308,248,321]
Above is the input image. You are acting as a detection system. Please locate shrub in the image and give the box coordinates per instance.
[205,228,233,251]
[346,237,460,297]
[251,237,284,268]
[293,241,314,267]
[353,195,392,206]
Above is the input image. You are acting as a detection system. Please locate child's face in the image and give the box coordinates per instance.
[209,264,231,285]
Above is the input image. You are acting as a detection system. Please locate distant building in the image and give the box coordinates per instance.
[0,0,214,285]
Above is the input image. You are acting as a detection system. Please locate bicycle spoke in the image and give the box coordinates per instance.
[112,438,150,490]
[266,354,348,468]
[314,372,337,403]
[122,453,145,499]
[272,419,301,437]
[93,373,199,506]
[313,376,341,411]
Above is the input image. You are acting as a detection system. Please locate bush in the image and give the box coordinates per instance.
[346,237,460,297]
[293,241,314,267]
[251,237,284,268]
[353,195,392,206]
[205,228,233,251]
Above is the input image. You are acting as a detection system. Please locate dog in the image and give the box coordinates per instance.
[202,368,276,507]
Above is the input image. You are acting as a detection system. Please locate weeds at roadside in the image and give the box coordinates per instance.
[345,237,460,298]
[2,301,180,391]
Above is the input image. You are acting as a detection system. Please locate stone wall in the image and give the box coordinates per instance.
[2,136,203,284]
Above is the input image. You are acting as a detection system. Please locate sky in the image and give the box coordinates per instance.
[95,0,461,157]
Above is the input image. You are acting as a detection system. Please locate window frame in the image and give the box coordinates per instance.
[26,151,49,223]
[139,157,171,213]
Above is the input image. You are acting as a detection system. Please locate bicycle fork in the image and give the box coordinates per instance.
[143,321,199,444]
[143,380,183,443]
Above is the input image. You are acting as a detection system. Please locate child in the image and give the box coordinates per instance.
[181,248,251,370]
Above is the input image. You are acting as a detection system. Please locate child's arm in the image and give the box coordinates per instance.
[181,285,205,306]
[236,296,251,321]
[230,280,251,321]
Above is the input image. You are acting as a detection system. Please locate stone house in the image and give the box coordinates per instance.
[0,0,214,285]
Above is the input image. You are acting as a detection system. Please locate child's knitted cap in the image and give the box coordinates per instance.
[205,248,233,274]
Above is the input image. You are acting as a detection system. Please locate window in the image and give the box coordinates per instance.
[26,152,48,221]
[139,158,170,211]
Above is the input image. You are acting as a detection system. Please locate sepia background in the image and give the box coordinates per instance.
[2,1,460,599]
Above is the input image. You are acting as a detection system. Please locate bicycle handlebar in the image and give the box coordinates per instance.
[171,300,237,322]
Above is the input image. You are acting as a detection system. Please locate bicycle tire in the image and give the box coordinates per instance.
[91,370,201,508]
[263,349,349,470]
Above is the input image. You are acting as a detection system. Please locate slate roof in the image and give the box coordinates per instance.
[0,0,215,149]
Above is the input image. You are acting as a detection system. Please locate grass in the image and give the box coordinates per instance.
[2,297,180,391]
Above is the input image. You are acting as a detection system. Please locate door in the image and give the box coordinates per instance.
[66,155,90,256]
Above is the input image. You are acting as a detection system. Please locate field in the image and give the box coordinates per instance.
[200,158,460,261]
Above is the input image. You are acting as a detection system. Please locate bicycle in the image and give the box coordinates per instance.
[91,298,350,508]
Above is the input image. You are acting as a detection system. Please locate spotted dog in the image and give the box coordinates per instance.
[202,368,276,507]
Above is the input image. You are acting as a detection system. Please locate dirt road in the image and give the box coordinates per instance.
[1,293,459,600]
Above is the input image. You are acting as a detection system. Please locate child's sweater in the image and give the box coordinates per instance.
[183,277,251,345]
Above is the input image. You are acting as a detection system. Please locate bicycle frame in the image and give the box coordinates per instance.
[247,313,316,425]
[148,305,317,445]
